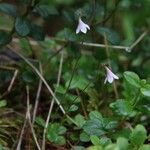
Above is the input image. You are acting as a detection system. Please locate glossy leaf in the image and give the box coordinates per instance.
[15,17,30,36]
[124,71,141,88]
[0,30,12,45]
[0,3,17,17]
[130,124,147,147]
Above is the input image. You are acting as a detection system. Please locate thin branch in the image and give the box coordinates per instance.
[26,86,41,150]
[32,62,43,123]
[7,45,66,115]
[42,51,64,150]
[16,112,28,150]
[128,31,148,51]
[7,46,78,126]
[11,30,148,52]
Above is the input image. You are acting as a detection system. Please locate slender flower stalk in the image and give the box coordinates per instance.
[104,66,119,84]
[76,17,90,34]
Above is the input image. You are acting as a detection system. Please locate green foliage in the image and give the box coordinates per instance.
[96,27,120,45]
[0,30,12,45]
[130,124,147,147]
[46,123,67,145]
[110,99,135,117]
[34,4,58,18]
[0,3,17,17]
[0,100,7,108]
[29,23,45,41]
[141,85,150,97]
[15,17,30,36]
[0,0,149,149]
[124,71,141,88]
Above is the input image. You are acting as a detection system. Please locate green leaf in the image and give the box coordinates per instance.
[130,124,147,147]
[141,85,150,97]
[90,135,101,146]
[87,146,103,150]
[35,117,45,127]
[139,145,150,150]
[29,23,45,41]
[105,144,118,150]
[68,104,78,112]
[58,126,67,135]
[0,3,17,17]
[99,137,112,147]
[0,100,7,108]
[54,85,66,94]
[74,114,85,128]
[0,145,4,150]
[34,5,58,18]
[83,119,105,136]
[117,137,129,150]
[0,30,12,45]
[80,132,90,142]
[103,119,118,130]
[110,99,134,117]
[96,27,120,44]
[65,75,89,90]
[56,28,78,42]
[124,71,141,88]
[47,123,66,145]
[15,17,30,36]
[89,111,103,120]
[72,146,86,150]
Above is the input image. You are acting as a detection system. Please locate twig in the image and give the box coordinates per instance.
[0,67,18,99]
[42,51,64,150]
[32,62,43,123]
[52,37,129,50]
[11,30,148,52]
[7,46,78,126]
[16,112,28,150]
[128,31,148,51]
[7,45,66,115]
[26,86,41,150]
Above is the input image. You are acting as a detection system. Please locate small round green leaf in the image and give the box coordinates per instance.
[130,124,147,147]
[0,100,7,108]
[124,71,141,88]
[29,23,45,41]
[141,85,150,97]
[0,3,17,17]
[15,17,30,36]
[0,30,12,45]
[34,5,58,18]
[117,137,129,150]
[90,135,101,146]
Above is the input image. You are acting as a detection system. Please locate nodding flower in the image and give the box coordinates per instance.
[76,17,90,34]
[104,66,119,84]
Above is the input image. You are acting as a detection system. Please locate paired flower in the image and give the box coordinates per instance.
[76,17,90,34]
[75,18,118,84]
[104,66,119,84]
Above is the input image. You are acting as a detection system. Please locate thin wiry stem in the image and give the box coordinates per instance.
[11,30,148,51]
[32,62,43,123]
[16,112,28,150]
[26,86,41,150]
[8,45,66,115]
[42,51,64,150]
[129,31,148,51]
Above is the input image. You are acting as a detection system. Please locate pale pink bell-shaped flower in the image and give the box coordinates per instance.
[104,66,119,84]
[76,18,90,34]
